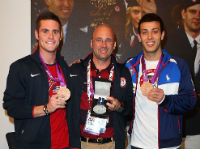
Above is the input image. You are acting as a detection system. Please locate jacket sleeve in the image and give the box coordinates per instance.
[67,64,82,148]
[115,64,133,118]
[3,61,34,119]
[113,65,133,149]
[159,58,198,114]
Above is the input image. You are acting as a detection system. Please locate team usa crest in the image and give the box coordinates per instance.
[114,5,120,12]
[120,77,126,88]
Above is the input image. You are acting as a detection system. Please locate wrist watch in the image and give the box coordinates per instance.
[43,104,49,115]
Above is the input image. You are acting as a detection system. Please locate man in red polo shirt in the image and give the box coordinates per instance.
[69,24,133,149]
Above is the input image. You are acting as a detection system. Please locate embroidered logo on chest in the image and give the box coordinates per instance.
[120,77,126,88]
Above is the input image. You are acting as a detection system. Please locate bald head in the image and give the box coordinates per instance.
[92,24,115,41]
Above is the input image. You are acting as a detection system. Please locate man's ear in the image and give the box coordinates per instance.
[90,39,93,49]
[60,30,63,41]
[161,30,165,41]
[35,29,39,40]
[45,0,50,6]
[137,34,142,42]
[113,41,117,49]
[181,9,186,20]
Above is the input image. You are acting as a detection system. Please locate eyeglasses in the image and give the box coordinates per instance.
[93,38,114,44]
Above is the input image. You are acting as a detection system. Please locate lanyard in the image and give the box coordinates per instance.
[87,60,114,107]
[40,55,66,87]
[141,53,163,84]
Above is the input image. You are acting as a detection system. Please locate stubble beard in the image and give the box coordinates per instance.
[94,47,112,62]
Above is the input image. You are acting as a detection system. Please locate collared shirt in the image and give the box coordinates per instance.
[63,22,68,44]
[130,27,138,47]
[186,33,200,75]
[80,60,114,139]
[124,0,128,8]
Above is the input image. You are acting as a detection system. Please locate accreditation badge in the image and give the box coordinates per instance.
[84,111,108,135]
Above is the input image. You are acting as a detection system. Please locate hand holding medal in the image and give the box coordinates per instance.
[141,54,163,99]
[106,96,121,111]
[141,81,153,97]
[147,87,164,103]
[40,56,70,101]
[57,86,71,101]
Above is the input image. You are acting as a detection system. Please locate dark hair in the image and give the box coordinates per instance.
[36,11,62,32]
[138,13,165,34]
[182,0,200,10]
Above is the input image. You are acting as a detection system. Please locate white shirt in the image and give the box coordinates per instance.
[186,33,200,75]
[130,27,138,46]
[131,59,159,149]
[62,23,68,44]
[124,0,128,8]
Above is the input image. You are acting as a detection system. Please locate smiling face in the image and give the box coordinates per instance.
[35,19,62,54]
[138,21,165,59]
[91,25,116,62]
[182,4,200,35]
[45,0,74,24]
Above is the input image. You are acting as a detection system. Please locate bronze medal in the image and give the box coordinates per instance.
[141,81,153,96]
[57,86,71,101]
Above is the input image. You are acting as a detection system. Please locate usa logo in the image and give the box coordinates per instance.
[115,6,120,12]
[120,77,126,88]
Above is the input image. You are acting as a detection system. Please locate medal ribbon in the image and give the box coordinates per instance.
[40,55,66,87]
[87,60,94,101]
[87,60,114,107]
[141,53,163,84]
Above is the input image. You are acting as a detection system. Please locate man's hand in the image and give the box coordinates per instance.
[33,94,67,118]
[47,94,67,113]
[106,96,121,111]
[147,88,164,103]
[69,59,81,67]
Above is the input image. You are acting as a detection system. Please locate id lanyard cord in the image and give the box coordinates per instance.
[87,60,114,109]
[40,55,66,87]
[141,53,163,84]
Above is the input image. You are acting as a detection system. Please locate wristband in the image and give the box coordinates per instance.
[43,104,49,115]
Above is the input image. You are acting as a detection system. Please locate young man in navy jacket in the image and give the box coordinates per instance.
[3,11,78,149]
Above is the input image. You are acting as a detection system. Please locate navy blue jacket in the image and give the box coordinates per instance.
[126,50,198,148]
[69,53,133,149]
[3,48,75,149]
